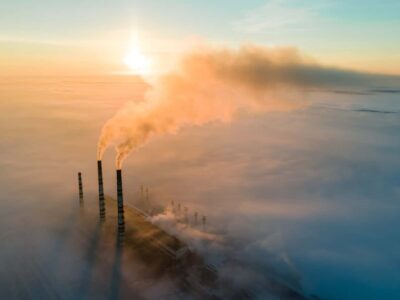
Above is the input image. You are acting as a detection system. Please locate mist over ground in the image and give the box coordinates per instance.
[0,76,399,299]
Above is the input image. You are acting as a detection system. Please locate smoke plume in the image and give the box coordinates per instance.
[97,44,381,168]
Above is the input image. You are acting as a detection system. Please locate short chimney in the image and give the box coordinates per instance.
[78,172,83,204]
[97,161,106,220]
[116,169,125,235]
[184,207,188,223]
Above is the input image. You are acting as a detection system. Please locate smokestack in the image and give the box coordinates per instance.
[116,169,125,235]
[146,187,150,214]
[202,215,206,230]
[177,203,181,220]
[97,161,106,220]
[78,172,83,204]
[194,211,198,226]
[184,207,188,224]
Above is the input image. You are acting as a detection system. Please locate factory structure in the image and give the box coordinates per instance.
[76,160,312,300]
[94,160,206,259]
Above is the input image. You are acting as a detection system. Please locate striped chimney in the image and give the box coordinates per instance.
[116,169,125,235]
[97,160,106,220]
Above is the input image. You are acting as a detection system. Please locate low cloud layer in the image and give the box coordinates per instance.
[2,76,400,299]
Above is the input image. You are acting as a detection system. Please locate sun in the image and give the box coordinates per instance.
[123,33,152,75]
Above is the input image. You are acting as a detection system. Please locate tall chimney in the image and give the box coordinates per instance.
[116,169,125,235]
[97,160,106,220]
[78,172,83,204]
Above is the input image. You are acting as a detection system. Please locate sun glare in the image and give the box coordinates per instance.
[123,33,152,75]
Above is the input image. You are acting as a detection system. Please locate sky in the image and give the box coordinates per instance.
[1,0,400,75]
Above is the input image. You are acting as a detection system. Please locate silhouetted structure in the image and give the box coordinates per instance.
[97,160,106,220]
[78,172,83,204]
[184,206,188,223]
[146,187,150,214]
[116,169,125,235]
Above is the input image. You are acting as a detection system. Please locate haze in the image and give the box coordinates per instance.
[1,1,400,300]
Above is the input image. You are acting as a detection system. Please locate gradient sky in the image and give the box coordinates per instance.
[1,0,400,75]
